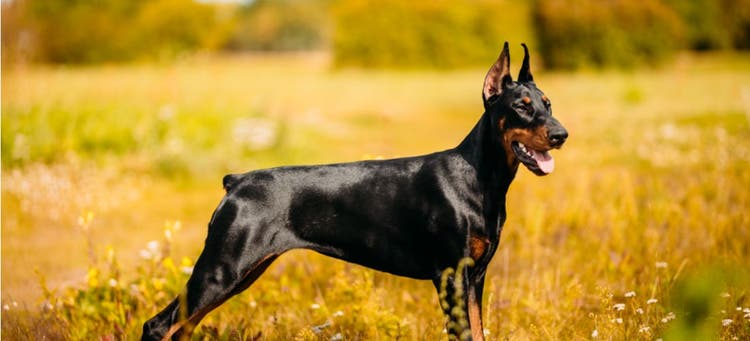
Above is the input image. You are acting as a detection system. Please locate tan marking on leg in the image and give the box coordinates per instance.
[468,289,485,341]
[470,236,489,262]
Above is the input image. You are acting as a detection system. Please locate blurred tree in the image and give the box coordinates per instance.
[3,0,749,67]
[223,0,329,51]
[663,0,729,50]
[663,0,750,50]
[16,0,148,63]
[533,0,685,69]
[1,0,32,64]
[331,0,534,69]
[130,0,220,60]
[1,0,224,64]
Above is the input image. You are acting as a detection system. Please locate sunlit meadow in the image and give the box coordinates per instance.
[2,52,750,339]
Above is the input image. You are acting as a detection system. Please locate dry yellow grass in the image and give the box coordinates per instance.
[2,52,750,339]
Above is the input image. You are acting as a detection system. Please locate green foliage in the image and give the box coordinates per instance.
[35,220,192,340]
[0,88,285,178]
[663,266,750,340]
[533,0,685,69]
[331,0,534,69]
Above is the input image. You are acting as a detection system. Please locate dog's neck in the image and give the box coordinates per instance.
[457,110,518,194]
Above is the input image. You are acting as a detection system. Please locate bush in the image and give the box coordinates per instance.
[129,0,221,60]
[331,0,534,69]
[663,0,750,50]
[533,0,685,69]
[2,0,223,64]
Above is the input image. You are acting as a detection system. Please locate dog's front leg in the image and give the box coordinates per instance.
[435,264,485,341]
[467,274,486,341]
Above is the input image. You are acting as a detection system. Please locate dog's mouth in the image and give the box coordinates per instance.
[511,141,555,175]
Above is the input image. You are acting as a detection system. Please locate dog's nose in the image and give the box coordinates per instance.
[548,128,568,147]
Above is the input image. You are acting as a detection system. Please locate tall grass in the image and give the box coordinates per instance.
[2,52,750,339]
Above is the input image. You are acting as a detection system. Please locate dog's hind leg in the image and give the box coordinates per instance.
[142,198,290,341]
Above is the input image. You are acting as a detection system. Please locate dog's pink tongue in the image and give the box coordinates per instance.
[533,150,555,174]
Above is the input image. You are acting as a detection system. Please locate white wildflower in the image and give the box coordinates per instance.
[636,308,644,314]
[232,117,278,151]
[146,240,160,253]
[310,303,320,310]
[139,249,153,260]
[647,298,658,305]
[655,261,668,268]
[130,284,140,294]
[591,329,599,338]
[722,319,733,326]
[612,318,624,324]
[743,308,750,313]
[158,104,176,121]
[661,312,676,323]
[483,329,490,337]
[638,325,651,333]
[613,303,626,311]
[249,301,257,308]
[333,310,344,317]
[181,266,194,275]
[624,291,636,298]
[108,278,118,287]
[3,305,9,311]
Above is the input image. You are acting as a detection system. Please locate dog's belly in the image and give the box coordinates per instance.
[310,243,437,280]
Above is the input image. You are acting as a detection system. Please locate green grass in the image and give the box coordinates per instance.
[2,52,750,339]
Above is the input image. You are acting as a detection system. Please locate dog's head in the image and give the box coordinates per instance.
[482,42,568,176]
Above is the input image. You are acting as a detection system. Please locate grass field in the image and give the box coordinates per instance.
[2,52,750,339]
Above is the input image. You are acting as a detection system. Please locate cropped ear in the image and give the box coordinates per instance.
[518,43,534,83]
[483,42,512,102]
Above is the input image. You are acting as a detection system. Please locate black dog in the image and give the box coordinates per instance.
[142,42,567,341]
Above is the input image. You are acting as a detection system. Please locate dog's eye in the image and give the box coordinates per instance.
[513,106,534,124]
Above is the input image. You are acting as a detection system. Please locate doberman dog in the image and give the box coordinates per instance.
[142,42,567,341]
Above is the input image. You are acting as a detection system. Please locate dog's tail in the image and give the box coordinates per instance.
[222,174,242,192]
